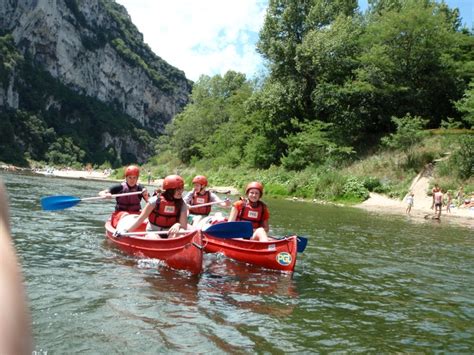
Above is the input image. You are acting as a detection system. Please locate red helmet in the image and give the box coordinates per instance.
[192,175,208,187]
[124,165,140,177]
[163,175,184,190]
[245,181,263,196]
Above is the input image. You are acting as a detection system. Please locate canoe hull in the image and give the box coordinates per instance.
[202,234,298,272]
[105,217,203,275]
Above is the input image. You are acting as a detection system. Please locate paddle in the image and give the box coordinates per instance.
[117,221,253,238]
[202,220,308,252]
[118,230,193,237]
[187,198,231,209]
[41,191,144,211]
[272,235,308,253]
[202,221,253,238]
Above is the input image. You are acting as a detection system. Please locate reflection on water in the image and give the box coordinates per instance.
[1,171,473,352]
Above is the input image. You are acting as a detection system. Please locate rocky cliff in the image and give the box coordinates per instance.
[0,0,192,165]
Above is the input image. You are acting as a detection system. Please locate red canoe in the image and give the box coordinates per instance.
[104,213,203,275]
[202,233,298,272]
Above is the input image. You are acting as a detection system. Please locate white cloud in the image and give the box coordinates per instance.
[115,0,268,81]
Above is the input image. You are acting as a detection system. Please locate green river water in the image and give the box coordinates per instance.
[2,171,473,353]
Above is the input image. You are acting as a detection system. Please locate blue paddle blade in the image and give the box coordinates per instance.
[40,195,81,211]
[275,235,308,253]
[204,221,253,239]
[296,236,308,253]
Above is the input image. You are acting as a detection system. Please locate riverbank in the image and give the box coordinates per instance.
[11,166,473,228]
[34,168,116,181]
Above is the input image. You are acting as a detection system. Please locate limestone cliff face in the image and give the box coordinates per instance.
[0,0,192,162]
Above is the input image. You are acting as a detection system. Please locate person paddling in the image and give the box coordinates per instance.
[228,181,269,242]
[184,175,230,226]
[117,175,188,238]
[99,165,149,227]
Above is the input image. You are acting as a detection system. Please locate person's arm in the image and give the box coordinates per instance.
[99,184,123,198]
[0,182,32,354]
[228,204,239,222]
[168,203,189,235]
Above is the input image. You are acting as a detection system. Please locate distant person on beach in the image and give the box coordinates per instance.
[183,175,231,226]
[431,184,440,210]
[228,181,270,242]
[405,192,414,214]
[99,165,149,226]
[460,194,474,208]
[434,188,444,218]
[147,170,152,185]
[116,175,188,239]
[446,190,452,213]
[456,186,464,207]
[0,181,32,354]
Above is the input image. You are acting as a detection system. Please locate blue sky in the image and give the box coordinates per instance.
[116,0,473,81]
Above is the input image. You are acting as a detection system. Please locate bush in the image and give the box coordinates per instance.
[362,176,381,191]
[342,176,369,200]
[452,135,474,179]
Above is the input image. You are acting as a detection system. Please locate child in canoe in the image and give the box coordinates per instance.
[116,174,188,238]
[228,181,269,242]
[99,165,149,227]
[184,175,230,226]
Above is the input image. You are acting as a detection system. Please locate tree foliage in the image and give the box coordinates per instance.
[455,81,474,128]
[381,114,429,152]
[156,0,472,174]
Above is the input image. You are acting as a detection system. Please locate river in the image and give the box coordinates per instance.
[2,171,473,353]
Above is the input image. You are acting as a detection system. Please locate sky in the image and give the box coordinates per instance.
[116,0,473,82]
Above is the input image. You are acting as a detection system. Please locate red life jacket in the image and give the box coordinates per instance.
[148,195,182,228]
[237,199,266,229]
[189,190,211,215]
[115,182,143,212]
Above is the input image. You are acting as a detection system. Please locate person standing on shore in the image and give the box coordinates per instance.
[456,186,464,207]
[405,192,414,214]
[446,191,452,213]
[147,170,152,185]
[431,184,440,210]
[434,188,444,219]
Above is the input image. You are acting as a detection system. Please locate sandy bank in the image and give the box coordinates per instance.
[34,168,117,181]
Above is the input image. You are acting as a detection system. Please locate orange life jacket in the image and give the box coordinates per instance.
[237,199,266,229]
[189,190,211,215]
[148,195,182,228]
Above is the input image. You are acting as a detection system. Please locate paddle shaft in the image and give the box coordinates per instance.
[83,191,143,201]
[119,229,193,236]
[187,199,230,209]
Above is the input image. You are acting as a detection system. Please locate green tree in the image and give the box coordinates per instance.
[359,0,467,128]
[45,137,85,166]
[455,81,474,128]
[161,71,255,165]
[281,120,354,170]
[381,114,429,152]
[451,135,474,179]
